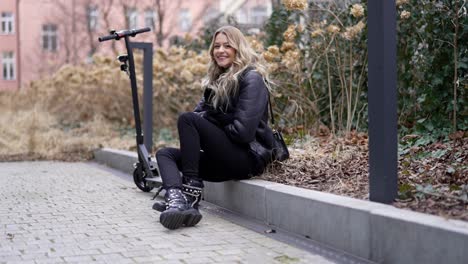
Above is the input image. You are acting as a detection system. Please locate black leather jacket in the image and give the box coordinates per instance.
[194,68,274,174]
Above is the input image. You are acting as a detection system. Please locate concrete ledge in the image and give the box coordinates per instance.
[265,184,376,260]
[204,180,282,222]
[93,148,468,264]
[94,148,137,174]
[370,207,468,264]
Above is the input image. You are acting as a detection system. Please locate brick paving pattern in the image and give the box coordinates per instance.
[0,162,334,264]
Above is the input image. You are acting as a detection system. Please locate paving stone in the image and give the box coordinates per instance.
[186,251,219,259]
[132,255,164,262]
[34,257,66,264]
[4,260,36,264]
[0,162,335,264]
[182,257,215,264]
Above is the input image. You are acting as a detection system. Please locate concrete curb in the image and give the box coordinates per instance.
[94,148,468,264]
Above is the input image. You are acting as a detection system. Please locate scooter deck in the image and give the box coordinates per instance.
[145,176,162,189]
[145,177,161,183]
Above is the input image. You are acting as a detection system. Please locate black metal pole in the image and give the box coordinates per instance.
[130,42,153,153]
[143,44,153,153]
[367,0,398,203]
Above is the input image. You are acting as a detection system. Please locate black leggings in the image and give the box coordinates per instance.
[156,112,255,189]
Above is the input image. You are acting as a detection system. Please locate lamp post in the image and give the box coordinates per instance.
[367,0,398,203]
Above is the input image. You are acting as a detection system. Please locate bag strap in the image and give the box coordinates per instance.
[263,77,275,126]
[267,92,275,125]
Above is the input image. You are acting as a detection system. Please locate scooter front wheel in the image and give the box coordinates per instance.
[133,167,154,192]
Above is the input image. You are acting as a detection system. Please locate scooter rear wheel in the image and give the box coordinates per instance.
[133,168,154,192]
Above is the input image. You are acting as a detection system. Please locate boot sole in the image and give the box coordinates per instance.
[184,208,202,227]
[152,202,166,212]
[159,208,202,229]
[160,209,187,230]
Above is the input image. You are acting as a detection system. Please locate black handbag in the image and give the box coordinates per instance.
[267,92,290,162]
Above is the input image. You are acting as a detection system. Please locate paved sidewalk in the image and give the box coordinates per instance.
[0,162,334,264]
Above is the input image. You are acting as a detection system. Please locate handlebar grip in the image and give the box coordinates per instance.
[98,27,151,42]
[98,34,116,42]
[133,27,151,35]
[116,27,151,38]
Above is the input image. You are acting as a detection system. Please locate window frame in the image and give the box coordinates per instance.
[2,52,15,81]
[203,7,219,24]
[1,12,15,34]
[179,8,192,32]
[87,5,99,31]
[144,9,156,30]
[251,6,268,26]
[235,8,248,24]
[42,24,58,52]
[126,8,138,29]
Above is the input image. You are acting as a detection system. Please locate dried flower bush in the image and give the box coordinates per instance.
[0,47,210,159]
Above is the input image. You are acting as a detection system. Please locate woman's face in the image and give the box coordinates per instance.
[213,33,236,69]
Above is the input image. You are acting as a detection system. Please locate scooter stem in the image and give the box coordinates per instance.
[124,36,144,146]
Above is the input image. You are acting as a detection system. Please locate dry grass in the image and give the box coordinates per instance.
[0,68,135,161]
[0,49,207,161]
[0,105,134,161]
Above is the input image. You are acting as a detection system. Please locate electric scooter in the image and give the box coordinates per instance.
[98,28,163,196]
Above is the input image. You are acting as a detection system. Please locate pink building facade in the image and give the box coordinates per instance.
[0,0,272,91]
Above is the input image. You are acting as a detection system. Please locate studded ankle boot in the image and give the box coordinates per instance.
[152,179,203,212]
[183,177,204,209]
[159,188,190,230]
[181,177,204,227]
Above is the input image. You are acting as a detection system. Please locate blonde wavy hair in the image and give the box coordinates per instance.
[202,26,271,109]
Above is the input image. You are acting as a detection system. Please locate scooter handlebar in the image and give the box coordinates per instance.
[98,27,151,42]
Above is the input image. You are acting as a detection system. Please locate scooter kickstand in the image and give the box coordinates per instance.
[152,186,164,200]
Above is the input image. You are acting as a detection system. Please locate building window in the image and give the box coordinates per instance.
[235,8,248,24]
[1,12,14,34]
[126,8,138,29]
[87,6,99,31]
[144,9,156,30]
[2,52,15,80]
[203,7,219,24]
[42,24,58,52]
[179,9,192,32]
[251,6,268,25]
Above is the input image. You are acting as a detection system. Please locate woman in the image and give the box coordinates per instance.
[155,26,275,230]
